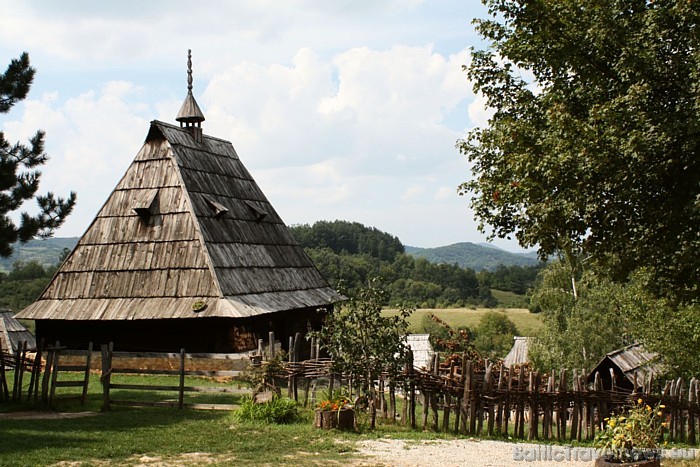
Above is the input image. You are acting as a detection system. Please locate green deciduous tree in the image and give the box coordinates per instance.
[309,278,413,429]
[473,310,519,359]
[528,261,630,372]
[0,53,76,256]
[459,1,700,303]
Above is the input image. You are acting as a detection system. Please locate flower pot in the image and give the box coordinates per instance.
[314,408,355,430]
[594,454,660,467]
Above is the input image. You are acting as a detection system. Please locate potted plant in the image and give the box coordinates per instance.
[314,394,355,430]
[594,398,666,466]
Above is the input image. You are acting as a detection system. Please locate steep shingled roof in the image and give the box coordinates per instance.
[0,310,36,352]
[17,121,342,321]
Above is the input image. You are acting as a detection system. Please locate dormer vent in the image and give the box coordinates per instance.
[134,190,160,225]
[245,200,268,222]
[203,195,229,218]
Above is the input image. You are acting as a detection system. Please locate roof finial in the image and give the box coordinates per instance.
[176,49,205,129]
[187,49,193,92]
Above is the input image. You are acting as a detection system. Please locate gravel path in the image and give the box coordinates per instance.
[355,439,598,466]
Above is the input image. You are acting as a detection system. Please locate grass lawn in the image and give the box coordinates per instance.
[383,307,543,337]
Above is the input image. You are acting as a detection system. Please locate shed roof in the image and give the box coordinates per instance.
[503,336,530,367]
[405,334,434,370]
[0,311,36,352]
[588,343,661,386]
[17,121,342,321]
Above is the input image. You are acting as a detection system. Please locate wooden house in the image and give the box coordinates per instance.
[587,343,661,391]
[16,52,342,352]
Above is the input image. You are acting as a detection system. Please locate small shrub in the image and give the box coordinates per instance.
[234,396,300,424]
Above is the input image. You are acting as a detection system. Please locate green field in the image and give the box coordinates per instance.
[383,307,543,337]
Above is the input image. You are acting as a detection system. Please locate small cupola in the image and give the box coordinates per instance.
[176,49,205,142]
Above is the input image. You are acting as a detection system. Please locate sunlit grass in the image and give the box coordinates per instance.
[383,307,543,337]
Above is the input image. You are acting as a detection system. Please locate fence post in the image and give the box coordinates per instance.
[28,338,44,402]
[0,339,8,401]
[557,368,567,441]
[268,332,275,359]
[12,341,27,402]
[81,342,93,405]
[101,342,113,411]
[689,378,697,445]
[408,349,416,429]
[48,341,61,407]
[178,348,186,409]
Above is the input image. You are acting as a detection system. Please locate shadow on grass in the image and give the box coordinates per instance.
[0,404,229,460]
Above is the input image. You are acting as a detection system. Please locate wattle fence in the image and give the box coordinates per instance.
[3,335,699,446]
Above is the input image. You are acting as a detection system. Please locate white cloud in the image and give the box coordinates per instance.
[0,0,528,251]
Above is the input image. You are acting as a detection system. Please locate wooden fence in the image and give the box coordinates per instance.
[100,343,250,411]
[270,344,700,445]
[4,333,699,447]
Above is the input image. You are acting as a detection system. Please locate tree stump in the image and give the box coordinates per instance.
[314,408,355,430]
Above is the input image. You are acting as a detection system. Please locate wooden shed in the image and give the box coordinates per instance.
[0,310,36,353]
[503,336,530,367]
[587,343,661,391]
[404,334,434,370]
[16,52,342,352]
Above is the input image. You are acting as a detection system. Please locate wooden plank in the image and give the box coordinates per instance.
[110,399,179,408]
[182,386,251,394]
[110,383,180,391]
[57,365,87,372]
[186,403,239,411]
[54,381,86,388]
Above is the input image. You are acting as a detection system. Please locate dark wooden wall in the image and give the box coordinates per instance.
[35,306,328,352]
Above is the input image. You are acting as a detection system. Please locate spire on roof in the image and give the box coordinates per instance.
[176,49,205,138]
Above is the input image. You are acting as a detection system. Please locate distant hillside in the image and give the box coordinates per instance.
[406,242,540,271]
[0,237,80,273]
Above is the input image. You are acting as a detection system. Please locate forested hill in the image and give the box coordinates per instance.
[0,237,79,273]
[406,243,539,272]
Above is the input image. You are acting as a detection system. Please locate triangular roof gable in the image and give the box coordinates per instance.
[18,121,340,321]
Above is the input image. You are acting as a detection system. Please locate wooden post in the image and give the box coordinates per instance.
[431,353,439,431]
[48,341,61,406]
[679,379,686,443]
[0,339,8,401]
[504,365,513,437]
[12,341,27,402]
[557,368,567,441]
[408,350,416,429]
[689,378,697,445]
[28,339,44,403]
[268,331,275,359]
[570,369,579,441]
[287,335,294,399]
[495,364,504,435]
[292,332,300,402]
[178,348,186,409]
[257,339,264,359]
[469,360,477,435]
[485,364,495,436]
[527,371,537,440]
[460,356,470,434]
[517,369,525,438]
[80,342,93,405]
[101,343,112,411]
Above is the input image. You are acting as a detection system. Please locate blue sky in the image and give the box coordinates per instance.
[0,0,526,251]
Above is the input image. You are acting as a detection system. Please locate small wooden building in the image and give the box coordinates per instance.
[16,52,342,352]
[405,334,434,370]
[503,336,530,367]
[0,310,36,353]
[587,343,661,391]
